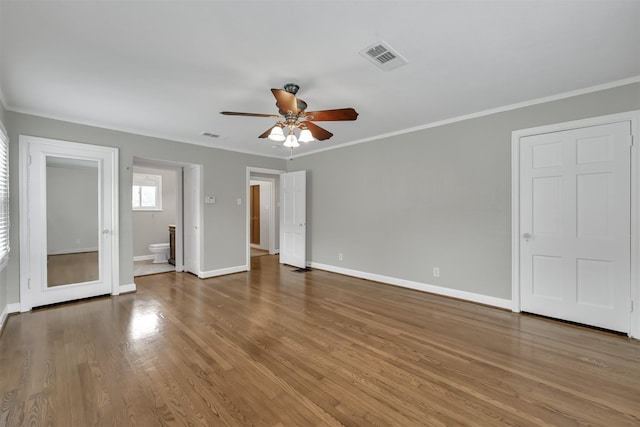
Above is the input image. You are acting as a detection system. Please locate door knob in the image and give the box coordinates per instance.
[103,229,110,235]
[522,233,531,241]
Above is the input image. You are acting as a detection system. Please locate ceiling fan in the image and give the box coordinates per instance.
[220,83,358,153]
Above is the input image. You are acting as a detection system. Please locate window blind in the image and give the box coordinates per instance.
[0,125,9,270]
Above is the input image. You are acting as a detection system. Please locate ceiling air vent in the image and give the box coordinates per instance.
[359,41,408,71]
[201,132,220,138]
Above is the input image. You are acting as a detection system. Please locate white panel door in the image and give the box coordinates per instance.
[183,165,201,275]
[20,136,118,310]
[280,170,306,269]
[520,122,632,332]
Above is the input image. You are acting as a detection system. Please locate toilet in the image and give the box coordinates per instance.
[149,243,170,263]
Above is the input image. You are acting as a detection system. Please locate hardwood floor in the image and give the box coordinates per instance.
[1,255,639,426]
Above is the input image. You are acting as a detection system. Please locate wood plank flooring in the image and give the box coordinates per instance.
[1,254,639,426]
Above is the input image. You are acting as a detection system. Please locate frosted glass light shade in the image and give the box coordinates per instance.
[298,129,314,143]
[283,134,299,148]
[268,126,285,141]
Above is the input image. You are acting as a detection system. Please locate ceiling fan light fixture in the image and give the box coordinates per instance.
[298,128,314,143]
[267,125,285,141]
[283,134,299,148]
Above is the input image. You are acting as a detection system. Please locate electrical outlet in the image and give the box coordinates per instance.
[433,267,440,277]
[338,253,343,261]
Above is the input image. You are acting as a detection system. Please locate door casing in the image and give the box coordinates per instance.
[19,135,119,311]
[511,110,640,338]
[246,167,285,270]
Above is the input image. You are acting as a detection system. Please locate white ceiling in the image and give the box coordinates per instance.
[1,1,639,158]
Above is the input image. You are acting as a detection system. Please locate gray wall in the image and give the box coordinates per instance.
[5,111,286,303]
[132,166,176,257]
[47,163,99,254]
[2,83,639,308]
[288,82,640,300]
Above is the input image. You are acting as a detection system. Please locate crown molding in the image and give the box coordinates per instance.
[292,75,640,159]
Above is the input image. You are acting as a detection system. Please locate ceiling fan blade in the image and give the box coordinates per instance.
[220,111,280,118]
[258,125,277,139]
[271,89,299,114]
[303,121,334,141]
[304,108,358,121]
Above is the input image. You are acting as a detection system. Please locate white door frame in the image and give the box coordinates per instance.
[246,167,285,270]
[511,110,640,338]
[249,178,275,251]
[19,135,120,311]
[133,157,202,272]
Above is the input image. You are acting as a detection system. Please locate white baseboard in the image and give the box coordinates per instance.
[118,283,137,294]
[48,247,99,255]
[199,265,247,279]
[309,262,512,310]
[1,303,21,331]
[134,255,155,262]
[270,249,280,255]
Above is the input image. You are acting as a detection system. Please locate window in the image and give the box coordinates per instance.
[132,173,162,211]
[0,123,9,269]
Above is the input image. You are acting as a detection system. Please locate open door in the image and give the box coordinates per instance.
[183,165,201,275]
[280,170,306,268]
[250,184,260,245]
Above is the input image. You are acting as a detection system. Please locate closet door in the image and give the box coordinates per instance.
[519,122,631,332]
[20,135,118,310]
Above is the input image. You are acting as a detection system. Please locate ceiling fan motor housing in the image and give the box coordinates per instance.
[283,83,300,94]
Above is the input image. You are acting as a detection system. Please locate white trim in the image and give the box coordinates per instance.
[7,77,638,161]
[250,177,277,253]
[309,262,512,310]
[511,110,640,339]
[5,105,285,159]
[246,167,285,270]
[293,75,640,159]
[18,135,120,308]
[133,255,155,262]
[48,247,99,255]
[199,265,247,279]
[132,157,188,275]
[118,283,137,293]
[0,303,20,332]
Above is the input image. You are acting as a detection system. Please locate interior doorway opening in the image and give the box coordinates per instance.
[133,157,202,277]
[246,167,284,270]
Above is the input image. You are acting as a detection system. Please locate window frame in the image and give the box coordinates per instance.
[132,172,163,211]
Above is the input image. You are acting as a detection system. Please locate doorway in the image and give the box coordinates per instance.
[132,163,178,277]
[133,158,202,277]
[19,135,119,311]
[246,167,284,269]
[512,111,640,337]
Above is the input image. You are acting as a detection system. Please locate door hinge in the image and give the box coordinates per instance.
[28,155,32,165]
[27,278,31,290]
[631,300,634,313]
